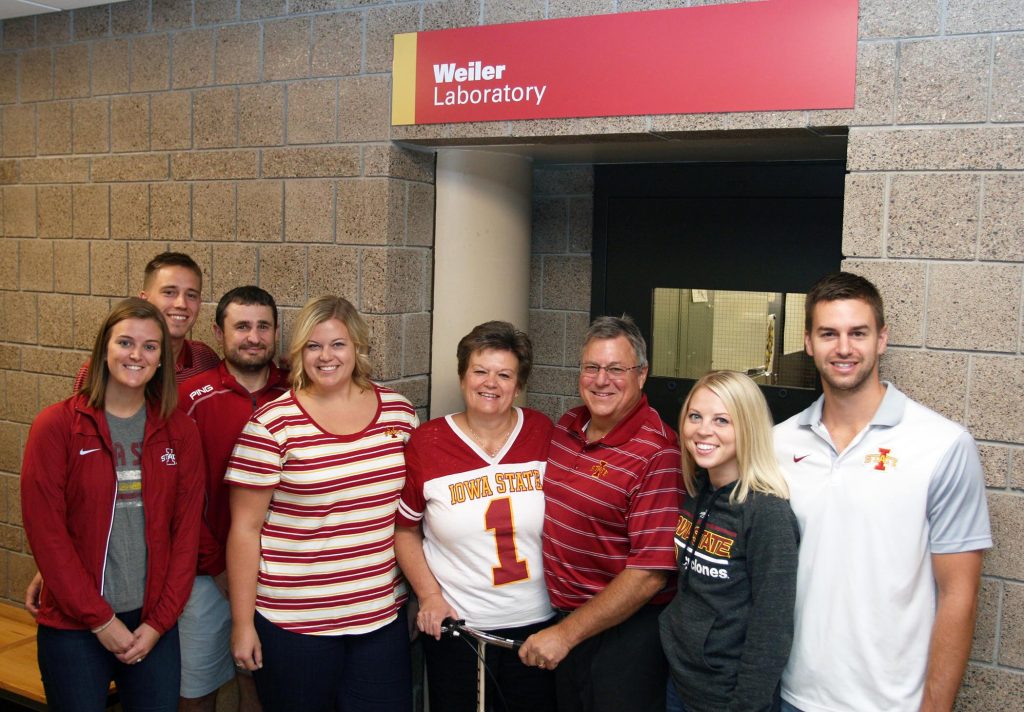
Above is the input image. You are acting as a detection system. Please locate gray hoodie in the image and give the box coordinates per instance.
[659,475,799,712]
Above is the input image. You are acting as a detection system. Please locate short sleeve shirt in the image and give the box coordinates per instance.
[397,407,554,629]
[225,385,418,636]
[542,395,682,610]
[773,383,991,711]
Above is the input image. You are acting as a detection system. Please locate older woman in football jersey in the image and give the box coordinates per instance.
[395,321,557,712]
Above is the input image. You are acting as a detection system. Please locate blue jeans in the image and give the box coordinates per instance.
[669,681,789,712]
[253,608,412,712]
[665,679,691,712]
[37,608,180,712]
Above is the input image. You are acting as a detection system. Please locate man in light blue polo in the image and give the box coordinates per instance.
[774,272,990,712]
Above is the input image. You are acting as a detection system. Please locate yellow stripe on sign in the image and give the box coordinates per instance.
[391,32,418,125]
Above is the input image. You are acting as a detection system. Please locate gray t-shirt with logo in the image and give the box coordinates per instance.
[103,407,148,613]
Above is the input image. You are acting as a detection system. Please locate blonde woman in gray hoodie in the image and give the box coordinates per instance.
[659,370,799,712]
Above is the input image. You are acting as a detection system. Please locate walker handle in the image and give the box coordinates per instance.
[439,617,523,651]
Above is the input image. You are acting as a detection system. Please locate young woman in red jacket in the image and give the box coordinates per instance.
[21,298,204,712]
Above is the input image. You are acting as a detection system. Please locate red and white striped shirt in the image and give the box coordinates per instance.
[225,385,418,636]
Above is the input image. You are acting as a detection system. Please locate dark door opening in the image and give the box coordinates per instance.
[592,161,845,426]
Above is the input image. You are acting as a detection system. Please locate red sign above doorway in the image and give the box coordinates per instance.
[392,0,858,126]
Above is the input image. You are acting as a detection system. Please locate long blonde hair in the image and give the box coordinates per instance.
[287,295,373,392]
[679,370,788,504]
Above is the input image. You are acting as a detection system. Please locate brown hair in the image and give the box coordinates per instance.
[142,252,203,292]
[456,321,534,389]
[81,298,177,419]
[215,285,278,329]
[805,272,885,332]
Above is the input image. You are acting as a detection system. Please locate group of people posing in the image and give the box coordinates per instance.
[20,252,991,712]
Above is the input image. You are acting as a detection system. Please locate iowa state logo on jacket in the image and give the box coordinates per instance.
[674,514,736,580]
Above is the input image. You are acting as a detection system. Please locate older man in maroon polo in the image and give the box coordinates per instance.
[519,315,682,712]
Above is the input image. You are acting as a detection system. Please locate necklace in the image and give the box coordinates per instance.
[464,411,517,458]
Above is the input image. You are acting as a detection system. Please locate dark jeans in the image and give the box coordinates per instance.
[422,617,556,712]
[253,608,412,712]
[37,608,180,712]
[665,679,692,712]
[554,604,668,712]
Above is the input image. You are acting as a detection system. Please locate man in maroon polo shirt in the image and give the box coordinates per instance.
[519,315,682,712]
[176,286,289,712]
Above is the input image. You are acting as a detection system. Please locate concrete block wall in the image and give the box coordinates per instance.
[525,165,592,422]
[1,0,1023,707]
[839,3,1024,702]
[0,0,437,605]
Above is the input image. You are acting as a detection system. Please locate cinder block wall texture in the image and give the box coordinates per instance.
[0,0,439,606]
[2,0,1024,707]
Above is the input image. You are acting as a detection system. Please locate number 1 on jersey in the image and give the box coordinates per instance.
[485,497,529,586]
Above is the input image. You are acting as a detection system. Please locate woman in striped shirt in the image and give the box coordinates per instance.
[225,296,418,712]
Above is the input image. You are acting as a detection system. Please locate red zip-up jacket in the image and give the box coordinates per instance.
[21,394,205,634]
[178,361,290,576]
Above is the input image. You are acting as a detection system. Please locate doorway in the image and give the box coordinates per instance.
[592,161,846,425]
